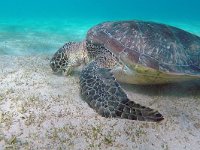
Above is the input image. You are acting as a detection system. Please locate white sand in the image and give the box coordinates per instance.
[0,55,200,150]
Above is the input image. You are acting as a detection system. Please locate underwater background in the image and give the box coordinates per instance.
[0,0,200,55]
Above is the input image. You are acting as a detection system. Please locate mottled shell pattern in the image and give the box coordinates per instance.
[86,21,200,75]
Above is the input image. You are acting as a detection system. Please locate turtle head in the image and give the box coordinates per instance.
[50,41,88,74]
[50,45,69,73]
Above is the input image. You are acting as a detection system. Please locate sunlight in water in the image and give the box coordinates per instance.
[0,18,200,56]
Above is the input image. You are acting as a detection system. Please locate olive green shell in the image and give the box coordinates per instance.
[86,21,200,76]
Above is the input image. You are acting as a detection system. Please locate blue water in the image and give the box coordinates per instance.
[0,0,200,55]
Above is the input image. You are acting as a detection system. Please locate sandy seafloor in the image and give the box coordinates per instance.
[0,55,200,150]
[0,19,200,149]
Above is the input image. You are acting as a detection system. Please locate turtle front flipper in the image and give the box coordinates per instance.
[80,61,164,122]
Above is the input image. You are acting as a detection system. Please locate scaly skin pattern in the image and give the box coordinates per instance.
[80,61,163,121]
[50,41,164,121]
[50,42,76,73]
[50,41,88,75]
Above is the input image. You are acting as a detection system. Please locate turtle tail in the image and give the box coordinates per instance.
[80,61,164,122]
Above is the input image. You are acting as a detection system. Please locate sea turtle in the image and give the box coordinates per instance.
[50,20,200,122]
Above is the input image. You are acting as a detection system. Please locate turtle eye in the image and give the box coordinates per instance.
[50,60,58,72]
